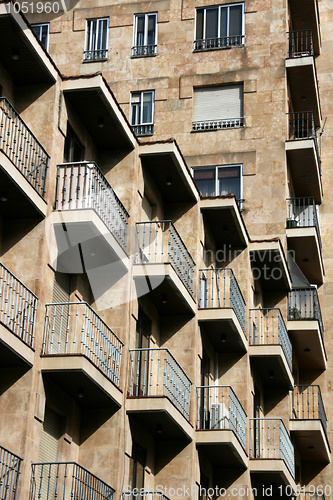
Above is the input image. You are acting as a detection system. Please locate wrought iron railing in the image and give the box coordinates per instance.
[128,348,192,420]
[0,261,37,348]
[249,308,292,370]
[287,111,320,165]
[0,445,22,500]
[132,45,157,56]
[135,220,195,295]
[192,117,244,131]
[288,288,324,340]
[199,268,245,332]
[133,124,154,136]
[249,418,295,477]
[194,35,245,51]
[30,462,115,500]
[292,385,327,433]
[196,385,246,448]
[55,162,129,252]
[43,302,123,387]
[0,97,49,197]
[287,197,321,247]
[288,29,314,58]
[83,49,108,61]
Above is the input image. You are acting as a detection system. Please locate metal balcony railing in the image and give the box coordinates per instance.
[43,302,123,387]
[249,418,295,477]
[288,29,314,58]
[196,385,246,448]
[287,197,321,247]
[192,117,244,132]
[288,288,324,340]
[0,97,49,197]
[0,445,23,500]
[123,493,170,500]
[83,49,108,61]
[287,111,320,165]
[294,494,326,500]
[199,268,246,332]
[132,45,157,56]
[249,308,292,370]
[128,348,192,420]
[30,462,115,500]
[55,162,129,252]
[133,124,154,136]
[194,35,245,51]
[135,220,195,295]
[0,261,37,348]
[292,385,327,433]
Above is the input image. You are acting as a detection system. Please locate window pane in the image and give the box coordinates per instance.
[196,9,204,40]
[218,166,241,198]
[142,93,153,123]
[147,15,156,45]
[136,16,145,45]
[131,103,140,125]
[193,168,216,196]
[41,26,49,48]
[220,7,228,37]
[206,8,218,39]
[32,25,42,38]
[87,20,97,50]
[97,19,108,49]
[229,5,242,36]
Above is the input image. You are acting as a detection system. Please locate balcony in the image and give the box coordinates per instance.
[194,35,245,51]
[192,117,244,132]
[287,288,326,369]
[286,31,321,128]
[286,112,322,203]
[249,418,296,490]
[0,445,22,500]
[290,385,330,463]
[133,221,196,315]
[132,44,157,57]
[196,385,247,468]
[287,198,323,284]
[83,48,108,61]
[198,269,247,352]
[41,302,124,407]
[288,0,321,55]
[139,140,199,203]
[127,348,193,440]
[52,162,129,277]
[200,195,248,248]
[0,98,49,217]
[249,309,293,389]
[30,462,115,500]
[0,261,37,367]
[133,124,154,136]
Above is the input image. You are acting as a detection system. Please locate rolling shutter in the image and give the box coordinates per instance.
[49,272,71,354]
[193,84,243,122]
[36,408,61,499]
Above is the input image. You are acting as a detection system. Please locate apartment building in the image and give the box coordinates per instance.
[0,0,331,498]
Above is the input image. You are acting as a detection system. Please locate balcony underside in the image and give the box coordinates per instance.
[250,461,296,494]
[286,58,321,127]
[0,323,34,367]
[126,397,193,441]
[198,309,247,352]
[62,76,135,150]
[40,355,123,408]
[290,420,330,463]
[51,211,129,294]
[249,345,294,390]
[0,7,57,84]
[132,263,196,316]
[196,430,247,469]
[140,142,199,203]
[0,152,47,218]
[200,197,248,248]
[289,0,321,55]
[285,140,322,203]
[250,241,292,292]
[288,320,326,369]
[286,227,323,284]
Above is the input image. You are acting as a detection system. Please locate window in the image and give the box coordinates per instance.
[84,18,109,61]
[64,125,84,162]
[133,13,157,56]
[195,3,244,50]
[129,441,146,490]
[192,164,243,207]
[32,23,50,50]
[192,84,244,131]
[131,91,154,136]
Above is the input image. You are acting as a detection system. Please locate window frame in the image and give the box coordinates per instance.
[194,3,245,51]
[84,17,109,62]
[191,164,243,207]
[130,90,155,136]
[32,23,50,51]
[133,12,158,57]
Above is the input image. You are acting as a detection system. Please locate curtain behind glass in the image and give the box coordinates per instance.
[218,166,240,198]
[193,168,216,196]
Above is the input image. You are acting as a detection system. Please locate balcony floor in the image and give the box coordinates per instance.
[0,323,34,367]
[250,461,296,495]
[198,308,247,352]
[286,227,323,284]
[288,320,326,370]
[249,345,294,389]
[290,420,330,463]
[196,429,248,469]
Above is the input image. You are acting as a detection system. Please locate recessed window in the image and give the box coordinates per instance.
[192,84,244,131]
[131,91,155,136]
[133,13,157,57]
[195,3,244,51]
[84,18,109,61]
[192,164,243,207]
[64,125,85,163]
[32,23,50,50]
[129,441,146,490]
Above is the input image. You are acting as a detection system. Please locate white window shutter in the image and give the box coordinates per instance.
[193,84,243,122]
